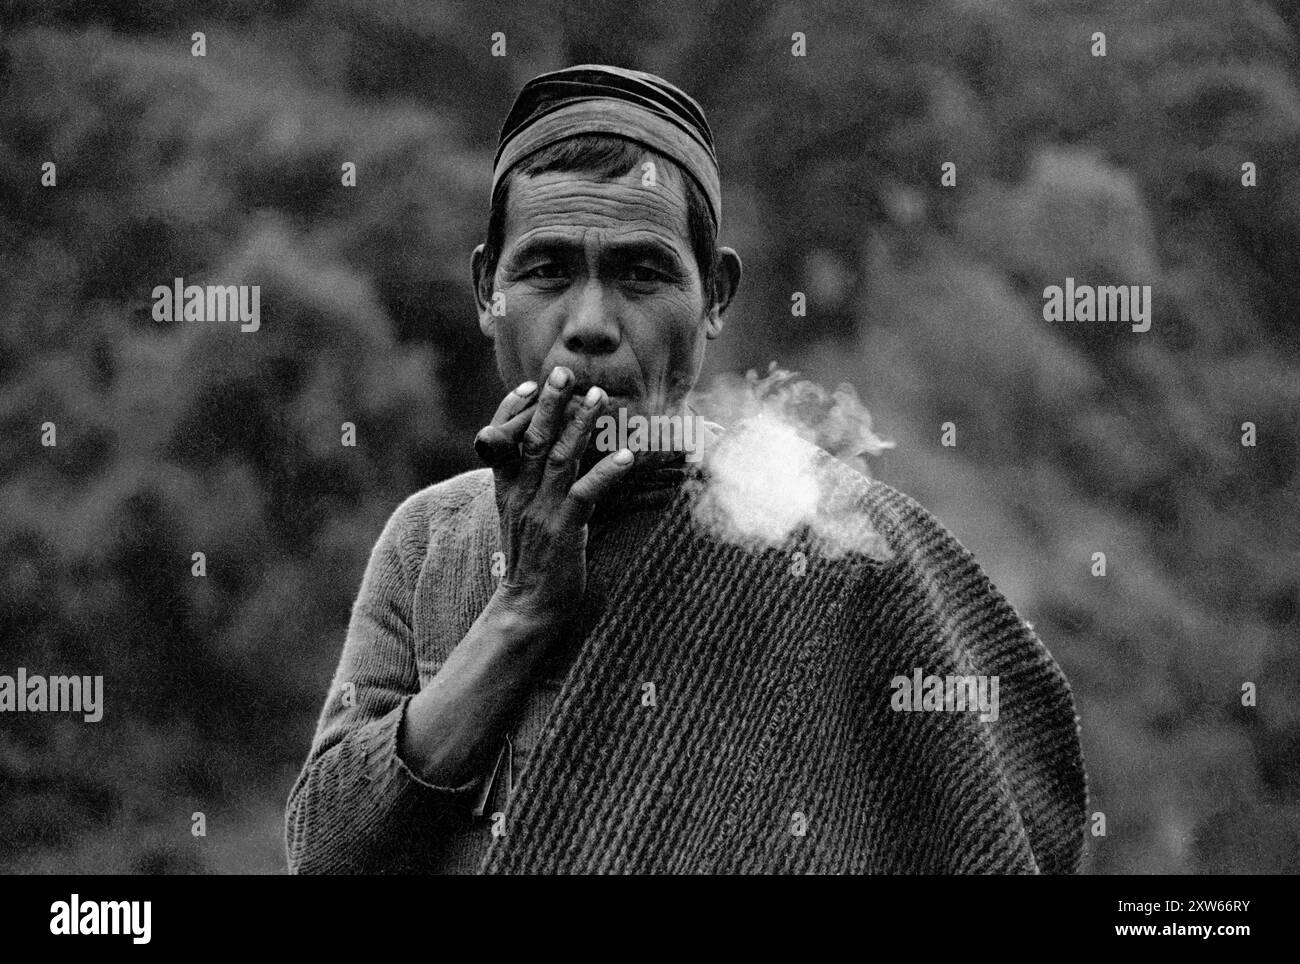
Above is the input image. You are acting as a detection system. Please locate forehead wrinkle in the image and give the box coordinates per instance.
[524,160,690,204]
[503,170,691,251]
[511,189,685,232]
[510,225,686,262]
[532,173,688,209]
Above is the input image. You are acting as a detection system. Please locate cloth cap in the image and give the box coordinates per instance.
[492,64,721,229]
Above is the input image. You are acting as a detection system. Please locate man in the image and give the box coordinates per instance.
[284,64,1087,874]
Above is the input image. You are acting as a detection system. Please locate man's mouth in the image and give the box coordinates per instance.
[563,386,625,417]
[567,374,633,403]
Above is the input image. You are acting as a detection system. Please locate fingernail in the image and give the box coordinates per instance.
[613,448,633,465]
[515,380,538,396]
[583,386,603,407]
[549,367,570,388]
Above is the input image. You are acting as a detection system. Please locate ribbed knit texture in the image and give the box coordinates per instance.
[430,466,689,873]
[284,445,1087,874]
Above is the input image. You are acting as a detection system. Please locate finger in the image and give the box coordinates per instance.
[538,386,606,502]
[474,381,538,468]
[560,448,635,528]
[475,400,538,467]
[490,380,539,427]
[518,366,576,490]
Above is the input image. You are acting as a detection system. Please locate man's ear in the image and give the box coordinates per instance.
[705,247,742,339]
[471,243,495,338]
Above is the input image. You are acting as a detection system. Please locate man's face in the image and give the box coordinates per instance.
[479,161,720,422]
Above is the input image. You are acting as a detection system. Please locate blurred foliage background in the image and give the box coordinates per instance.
[1,0,1297,873]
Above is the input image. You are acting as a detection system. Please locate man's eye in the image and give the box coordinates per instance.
[625,265,666,283]
[527,263,568,280]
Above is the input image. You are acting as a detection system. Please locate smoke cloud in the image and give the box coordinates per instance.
[686,364,896,561]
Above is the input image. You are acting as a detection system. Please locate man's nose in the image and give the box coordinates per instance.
[560,278,620,355]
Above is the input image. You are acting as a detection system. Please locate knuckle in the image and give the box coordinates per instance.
[522,432,548,457]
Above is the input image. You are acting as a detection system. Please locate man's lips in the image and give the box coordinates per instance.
[561,375,635,403]
[569,375,627,394]
[563,387,627,415]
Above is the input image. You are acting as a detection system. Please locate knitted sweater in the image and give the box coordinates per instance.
[428,467,691,872]
[284,448,1087,874]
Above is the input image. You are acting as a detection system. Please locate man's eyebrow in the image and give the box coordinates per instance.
[507,236,581,262]
[507,235,684,268]
[607,240,685,270]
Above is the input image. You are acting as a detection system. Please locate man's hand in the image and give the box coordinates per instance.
[395,366,634,789]
[475,365,634,627]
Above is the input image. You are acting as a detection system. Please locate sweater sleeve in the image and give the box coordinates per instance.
[284,491,480,874]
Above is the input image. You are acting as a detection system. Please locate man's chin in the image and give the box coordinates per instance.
[562,395,698,470]
[577,444,681,475]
